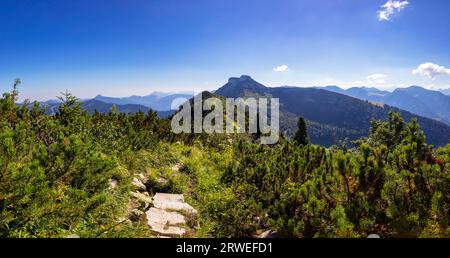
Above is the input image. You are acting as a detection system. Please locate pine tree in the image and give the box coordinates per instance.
[294,117,309,145]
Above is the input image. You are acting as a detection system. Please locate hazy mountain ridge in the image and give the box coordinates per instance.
[27,99,175,118]
[318,86,390,102]
[319,85,450,125]
[438,88,450,96]
[94,92,193,111]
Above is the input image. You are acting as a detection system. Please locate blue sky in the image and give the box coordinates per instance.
[1,0,450,100]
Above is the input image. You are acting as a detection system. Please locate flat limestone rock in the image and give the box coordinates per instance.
[153,193,197,214]
[146,207,186,237]
[150,224,186,237]
[154,193,184,202]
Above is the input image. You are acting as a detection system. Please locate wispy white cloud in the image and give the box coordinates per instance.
[412,62,450,80]
[366,73,387,85]
[273,65,289,72]
[378,0,409,21]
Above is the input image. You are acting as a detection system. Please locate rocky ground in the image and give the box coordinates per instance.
[124,164,198,238]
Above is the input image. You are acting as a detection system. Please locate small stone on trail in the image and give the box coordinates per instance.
[108,179,118,190]
[132,177,146,191]
[66,234,80,238]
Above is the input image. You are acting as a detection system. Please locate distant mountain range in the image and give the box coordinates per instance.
[27,91,191,118]
[319,85,450,125]
[32,99,175,118]
[213,75,450,147]
[93,91,193,111]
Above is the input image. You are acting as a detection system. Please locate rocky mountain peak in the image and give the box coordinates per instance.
[228,75,254,85]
